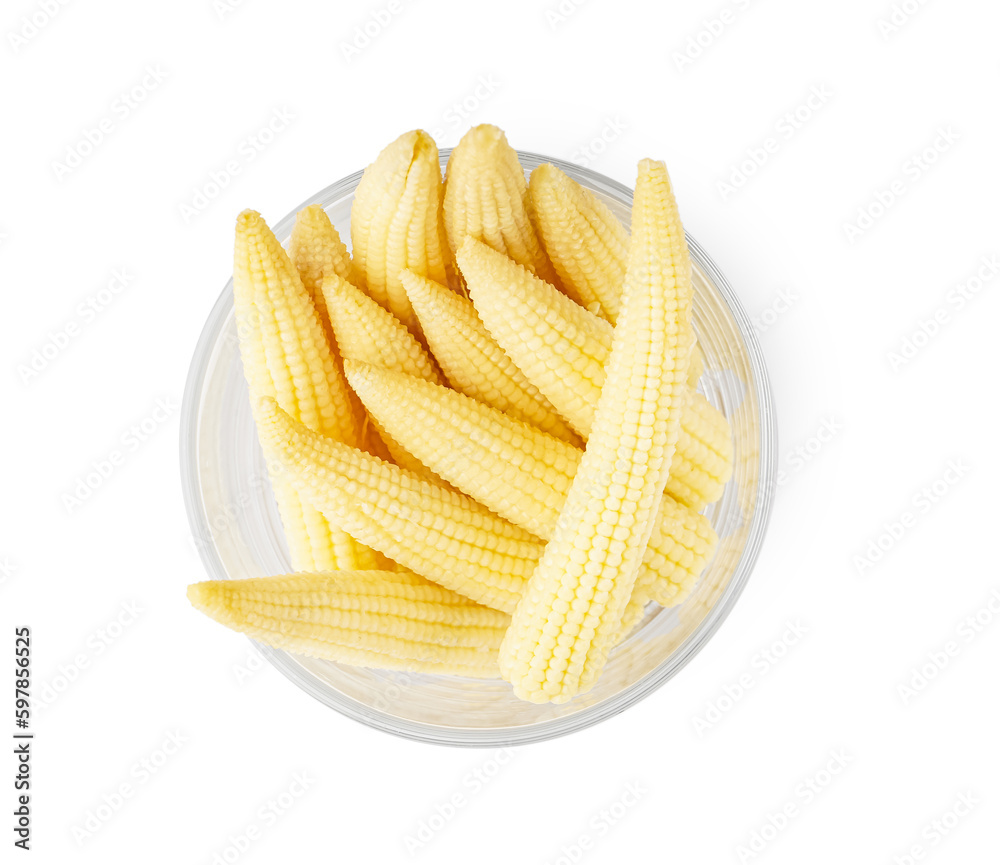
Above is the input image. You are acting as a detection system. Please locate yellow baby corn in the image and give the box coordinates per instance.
[529,164,710,384]
[188,571,506,677]
[288,204,356,334]
[323,272,444,475]
[350,130,451,330]
[287,205,379,457]
[459,238,732,510]
[499,160,694,703]
[257,397,541,615]
[323,273,444,385]
[402,269,581,445]
[344,360,716,607]
[528,162,629,320]
[442,125,564,294]
[233,210,377,572]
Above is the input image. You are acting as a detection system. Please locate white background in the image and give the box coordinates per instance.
[2,0,999,862]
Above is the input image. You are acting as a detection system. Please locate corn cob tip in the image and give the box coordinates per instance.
[455,235,532,288]
[341,357,408,411]
[351,130,449,326]
[236,208,262,223]
[370,128,439,169]
[528,161,561,187]
[233,209,286,266]
[257,394,280,422]
[637,159,670,194]
[453,123,507,151]
[456,233,499,266]
[187,580,228,620]
[526,163,575,202]
[341,355,374,387]
[398,268,441,305]
[320,270,351,303]
[443,127,561,290]
[235,209,268,238]
[294,203,326,224]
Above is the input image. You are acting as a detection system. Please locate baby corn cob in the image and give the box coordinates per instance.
[459,238,733,510]
[257,397,541,614]
[350,130,451,330]
[288,204,356,334]
[323,273,444,386]
[323,272,444,475]
[499,160,694,703]
[442,125,564,295]
[528,162,629,320]
[530,164,711,384]
[287,205,381,458]
[402,269,581,445]
[233,211,377,572]
[188,572,506,677]
[344,360,716,606]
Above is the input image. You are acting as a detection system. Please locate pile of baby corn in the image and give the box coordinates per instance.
[187,125,733,704]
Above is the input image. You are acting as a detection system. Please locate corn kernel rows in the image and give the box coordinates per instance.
[258,397,540,615]
[345,361,716,607]
[233,211,378,571]
[323,272,445,475]
[443,125,562,292]
[350,130,452,330]
[402,269,581,445]
[188,572,506,677]
[499,160,694,703]
[528,162,630,320]
[460,238,732,510]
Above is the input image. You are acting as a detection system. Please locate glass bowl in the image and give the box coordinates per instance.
[180,151,776,746]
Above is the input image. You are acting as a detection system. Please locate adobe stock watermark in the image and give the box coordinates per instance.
[541,781,647,865]
[752,287,798,334]
[213,0,250,20]
[886,254,998,371]
[403,748,517,855]
[191,470,270,554]
[775,417,843,488]
[428,75,501,147]
[570,117,628,168]
[853,460,969,575]
[0,555,19,589]
[62,397,178,513]
[897,588,1000,706]
[340,0,407,63]
[231,643,268,685]
[6,0,72,54]
[672,0,759,73]
[718,85,833,201]
[32,601,143,712]
[16,267,133,385]
[51,66,168,181]
[371,670,418,713]
[877,0,934,41]
[178,108,295,223]
[545,0,590,31]
[70,730,189,846]
[891,791,980,864]
[203,772,315,865]
[735,748,853,862]
[842,126,959,244]
[692,619,808,736]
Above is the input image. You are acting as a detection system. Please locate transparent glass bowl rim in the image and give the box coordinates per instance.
[179,150,777,747]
